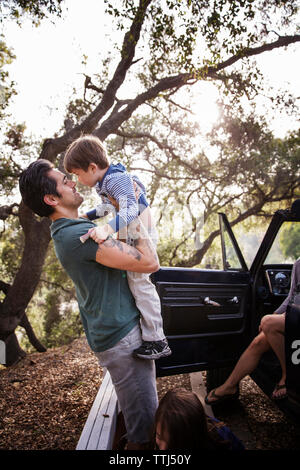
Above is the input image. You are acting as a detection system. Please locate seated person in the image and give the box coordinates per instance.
[205,257,300,403]
[154,387,244,450]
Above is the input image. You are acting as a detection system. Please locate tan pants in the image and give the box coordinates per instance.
[125,207,165,342]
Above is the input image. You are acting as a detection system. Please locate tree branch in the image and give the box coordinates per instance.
[40,0,153,161]
[0,281,10,295]
[39,278,73,295]
[39,4,300,163]
[0,203,19,220]
[95,34,300,140]
[214,35,300,72]
[114,129,204,175]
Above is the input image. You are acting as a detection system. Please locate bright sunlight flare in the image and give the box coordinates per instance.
[191,82,220,132]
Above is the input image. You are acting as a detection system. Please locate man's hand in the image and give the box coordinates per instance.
[107,195,119,210]
[88,223,115,244]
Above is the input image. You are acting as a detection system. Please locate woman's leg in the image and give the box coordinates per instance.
[206,331,271,402]
[260,313,286,398]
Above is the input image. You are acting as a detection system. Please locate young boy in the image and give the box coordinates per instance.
[64,134,171,360]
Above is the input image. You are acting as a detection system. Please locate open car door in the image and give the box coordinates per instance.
[247,203,300,418]
[153,213,252,377]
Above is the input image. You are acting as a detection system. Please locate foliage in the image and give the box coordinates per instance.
[0,217,23,283]
[0,0,64,25]
[105,0,298,70]
[17,241,82,352]
[103,95,299,266]
[280,222,300,260]
[44,303,83,348]
[0,38,16,119]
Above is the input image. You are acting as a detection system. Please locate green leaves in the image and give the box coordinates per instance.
[0,0,64,26]
[280,222,300,260]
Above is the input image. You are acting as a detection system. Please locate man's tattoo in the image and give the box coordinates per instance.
[98,226,157,264]
[103,237,123,251]
[133,235,157,258]
[127,246,141,261]
[98,236,142,261]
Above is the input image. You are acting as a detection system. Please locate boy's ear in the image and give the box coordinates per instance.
[44,194,59,207]
[89,162,97,173]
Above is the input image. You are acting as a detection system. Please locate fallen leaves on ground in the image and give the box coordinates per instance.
[0,337,102,450]
[0,336,299,450]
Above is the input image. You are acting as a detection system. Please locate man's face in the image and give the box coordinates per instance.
[48,168,83,210]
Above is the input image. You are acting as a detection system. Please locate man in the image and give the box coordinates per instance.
[19,159,160,450]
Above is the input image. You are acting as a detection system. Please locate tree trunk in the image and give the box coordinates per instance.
[19,313,47,353]
[4,332,27,367]
[0,202,50,365]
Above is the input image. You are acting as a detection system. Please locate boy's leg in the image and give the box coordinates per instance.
[126,270,171,359]
[94,325,158,447]
[126,216,171,359]
[126,270,164,342]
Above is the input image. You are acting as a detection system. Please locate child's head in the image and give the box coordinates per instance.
[64,135,109,187]
[64,134,108,180]
[154,387,229,450]
[154,388,210,450]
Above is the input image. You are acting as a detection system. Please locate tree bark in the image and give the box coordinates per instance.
[0,202,49,365]
[19,313,47,353]
[4,332,27,367]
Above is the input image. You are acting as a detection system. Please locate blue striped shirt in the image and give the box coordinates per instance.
[86,163,149,232]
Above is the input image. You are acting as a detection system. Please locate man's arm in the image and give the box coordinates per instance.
[95,219,160,273]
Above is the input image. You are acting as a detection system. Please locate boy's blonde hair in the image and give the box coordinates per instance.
[64,135,109,173]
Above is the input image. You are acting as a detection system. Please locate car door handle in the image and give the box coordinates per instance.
[204,297,221,307]
[227,296,239,304]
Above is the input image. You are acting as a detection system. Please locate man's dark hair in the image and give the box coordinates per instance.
[19,159,61,217]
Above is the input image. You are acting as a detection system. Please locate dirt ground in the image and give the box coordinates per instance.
[0,336,299,450]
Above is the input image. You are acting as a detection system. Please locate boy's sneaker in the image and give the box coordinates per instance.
[133,339,171,360]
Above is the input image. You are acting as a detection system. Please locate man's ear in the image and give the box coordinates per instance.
[44,194,59,207]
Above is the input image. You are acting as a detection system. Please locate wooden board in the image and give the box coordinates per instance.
[76,369,119,450]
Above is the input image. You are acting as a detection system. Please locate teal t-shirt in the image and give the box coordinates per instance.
[50,217,140,352]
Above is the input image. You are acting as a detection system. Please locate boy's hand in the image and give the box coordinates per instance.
[133,181,141,201]
[88,224,115,244]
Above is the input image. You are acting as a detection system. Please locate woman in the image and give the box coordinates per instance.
[205,257,300,404]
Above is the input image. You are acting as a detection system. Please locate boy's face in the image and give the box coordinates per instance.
[71,164,98,188]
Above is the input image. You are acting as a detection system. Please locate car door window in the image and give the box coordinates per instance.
[219,214,248,271]
[265,221,300,264]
